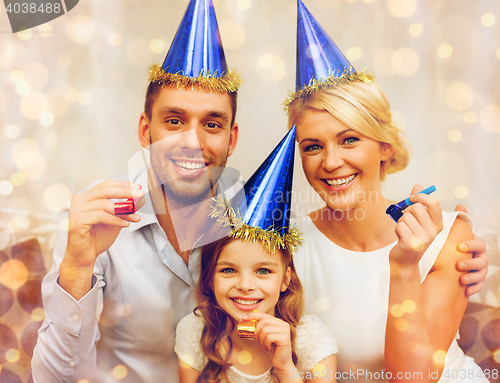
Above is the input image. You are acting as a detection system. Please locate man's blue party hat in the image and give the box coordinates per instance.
[285,0,374,110]
[149,0,241,93]
[210,126,302,254]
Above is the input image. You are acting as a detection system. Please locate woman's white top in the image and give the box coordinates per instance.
[293,211,487,382]
[175,313,338,383]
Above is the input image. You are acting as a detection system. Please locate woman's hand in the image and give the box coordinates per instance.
[242,312,295,374]
[389,184,443,266]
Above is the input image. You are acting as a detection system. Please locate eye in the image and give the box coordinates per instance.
[302,144,322,153]
[221,268,235,274]
[205,122,221,129]
[167,118,181,125]
[342,137,359,145]
[256,268,270,275]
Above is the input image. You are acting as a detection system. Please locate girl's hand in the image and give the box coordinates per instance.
[242,312,295,374]
[389,184,443,266]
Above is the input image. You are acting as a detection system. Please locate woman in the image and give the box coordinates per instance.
[286,1,489,381]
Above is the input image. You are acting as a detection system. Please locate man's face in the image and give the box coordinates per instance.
[139,85,238,205]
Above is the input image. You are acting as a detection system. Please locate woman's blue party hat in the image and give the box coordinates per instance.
[210,127,302,254]
[284,0,374,110]
[149,0,241,93]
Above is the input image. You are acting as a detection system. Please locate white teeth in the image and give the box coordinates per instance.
[233,298,260,305]
[175,160,205,171]
[326,174,356,187]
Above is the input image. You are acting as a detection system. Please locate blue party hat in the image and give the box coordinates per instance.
[284,0,375,110]
[210,126,302,254]
[149,0,241,93]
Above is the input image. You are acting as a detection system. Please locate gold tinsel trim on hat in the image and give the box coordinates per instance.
[283,69,376,112]
[209,195,303,255]
[149,64,241,93]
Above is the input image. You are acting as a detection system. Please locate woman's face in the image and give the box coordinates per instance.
[294,109,393,211]
[213,240,290,322]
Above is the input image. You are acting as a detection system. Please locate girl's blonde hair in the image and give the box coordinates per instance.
[194,229,304,383]
[288,81,412,180]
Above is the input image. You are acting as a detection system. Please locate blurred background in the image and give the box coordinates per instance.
[0,0,499,230]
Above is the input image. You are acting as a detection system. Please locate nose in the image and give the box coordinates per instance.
[323,145,344,172]
[178,127,203,152]
[236,273,255,293]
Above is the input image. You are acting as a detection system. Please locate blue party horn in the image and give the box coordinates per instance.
[386,185,437,222]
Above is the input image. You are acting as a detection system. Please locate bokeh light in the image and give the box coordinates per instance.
[390,304,404,318]
[315,0,342,8]
[15,82,31,96]
[44,184,72,212]
[47,89,70,117]
[78,91,92,105]
[10,70,24,84]
[409,23,423,37]
[445,82,474,111]
[463,111,477,124]
[493,349,500,363]
[5,349,20,363]
[5,124,20,139]
[237,350,252,365]
[315,297,330,312]
[497,48,500,60]
[480,104,500,133]
[66,87,80,102]
[0,92,5,114]
[410,237,425,251]
[481,13,496,27]
[77,380,90,383]
[220,21,246,50]
[447,129,462,143]
[395,318,408,331]
[20,91,48,119]
[17,30,32,41]
[373,48,395,77]
[11,139,41,169]
[31,307,46,321]
[117,303,132,317]
[179,354,194,369]
[8,216,30,233]
[58,53,72,67]
[346,47,363,62]
[39,112,55,126]
[0,43,29,69]
[386,0,417,18]
[127,39,155,67]
[257,52,286,83]
[0,259,28,289]
[112,365,127,380]
[67,16,95,44]
[402,300,416,313]
[0,181,14,196]
[362,0,375,3]
[433,350,447,366]
[149,39,165,54]
[10,173,26,187]
[438,43,453,58]
[454,185,469,199]
[236,0,251,10]
[39,24,53,38]
[392,48,420,76]
[108,33,123,47]
[22,62,49,90]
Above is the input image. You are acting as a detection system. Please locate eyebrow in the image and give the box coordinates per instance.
[216,261,279,267]
[157,106,229,123]
[299,128,355,145]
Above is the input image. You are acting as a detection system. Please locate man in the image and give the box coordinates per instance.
[32,1,241,382]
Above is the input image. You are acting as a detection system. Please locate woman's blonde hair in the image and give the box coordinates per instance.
[287,81,412,180]
[194,229,304,383]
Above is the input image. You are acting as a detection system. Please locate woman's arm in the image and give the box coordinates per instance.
[385,189,472,382]
[306,354,337,382]
[179,361,201,383]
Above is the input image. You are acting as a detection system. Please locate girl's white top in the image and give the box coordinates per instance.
[175,313,338,383]
[292,211,487,383]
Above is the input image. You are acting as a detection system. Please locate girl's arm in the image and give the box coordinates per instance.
[385,186,472,383]
[178,361,201,383]
[306,354,337,382]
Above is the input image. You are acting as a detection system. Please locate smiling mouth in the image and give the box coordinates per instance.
[231,298,263,306]
[173,160,206,172]
[324,174,357,187]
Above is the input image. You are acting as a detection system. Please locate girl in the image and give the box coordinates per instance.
[175,126,338,383]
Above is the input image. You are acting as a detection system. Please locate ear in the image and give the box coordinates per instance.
[380,142,394,161]
[138,112,151,149]
[280,266,291,292]
[227,123,239,158]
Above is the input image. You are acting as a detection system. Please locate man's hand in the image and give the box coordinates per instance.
[59,180,144,300]
[454,204,489,296]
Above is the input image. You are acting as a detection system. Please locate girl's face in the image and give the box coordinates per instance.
[295,109,393,211]
[213,240,291,322]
